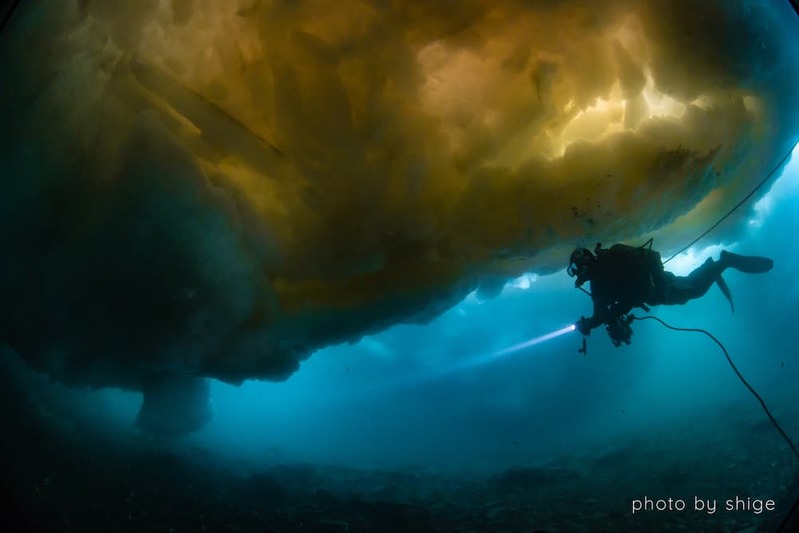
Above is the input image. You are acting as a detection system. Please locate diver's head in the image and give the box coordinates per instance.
[567,247,595,287]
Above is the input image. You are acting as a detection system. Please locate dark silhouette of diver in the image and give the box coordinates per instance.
[568,240,773,346]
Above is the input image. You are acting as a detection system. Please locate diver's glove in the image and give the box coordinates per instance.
[576,316,592,336]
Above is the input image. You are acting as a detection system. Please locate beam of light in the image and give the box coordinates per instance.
[401,323,578,387]
[337,323,579,403]
[491,324,577,359]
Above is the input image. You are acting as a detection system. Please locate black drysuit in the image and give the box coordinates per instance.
[580,244,737,333]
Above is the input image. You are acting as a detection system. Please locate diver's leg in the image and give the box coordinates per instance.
[685,258,725,298]
[660,251,772,306]
[659,258,722,305]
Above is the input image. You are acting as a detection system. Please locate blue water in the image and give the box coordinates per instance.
[164,149,797,476]
[2,0,799,528]
[5,151,796,531]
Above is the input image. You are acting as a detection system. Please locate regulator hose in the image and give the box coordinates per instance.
[631,314,799,462]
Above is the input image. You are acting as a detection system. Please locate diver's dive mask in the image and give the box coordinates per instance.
[567,248,593,286]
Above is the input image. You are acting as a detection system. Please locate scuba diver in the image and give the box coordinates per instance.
[568,240,773,347]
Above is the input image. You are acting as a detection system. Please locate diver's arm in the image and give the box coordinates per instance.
[577,313,603,335]
[577,297,610,335]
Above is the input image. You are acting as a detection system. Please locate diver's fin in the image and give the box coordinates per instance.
[716,275,735,313]
[720,250,773,274]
